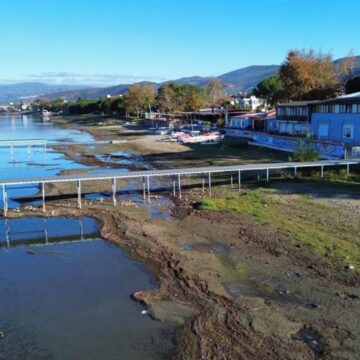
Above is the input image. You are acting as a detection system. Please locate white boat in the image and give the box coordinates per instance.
[170,131,185,139]
[179,133,223,144]
[155,127,170,135]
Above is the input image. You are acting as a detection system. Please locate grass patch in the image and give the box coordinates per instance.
[199,188,360,269]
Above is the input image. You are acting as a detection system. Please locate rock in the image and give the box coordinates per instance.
[141,310,148,315]
[132,291,145,301]
[0,331,5,339]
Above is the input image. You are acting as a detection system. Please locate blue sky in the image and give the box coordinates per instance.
[0,0,359,86]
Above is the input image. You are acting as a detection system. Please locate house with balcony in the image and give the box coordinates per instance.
[310,93,360,147]
[266,101,318,136]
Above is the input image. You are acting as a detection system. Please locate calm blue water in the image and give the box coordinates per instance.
[0,114,93,143]
[0,217,174,360]
[0,114,91,208]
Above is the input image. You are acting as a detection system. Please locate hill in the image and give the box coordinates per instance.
[35,65,281,101]
[217,65,280,92]
[334,55,360,80]
[2,56,360,103]
[0,82,88,104]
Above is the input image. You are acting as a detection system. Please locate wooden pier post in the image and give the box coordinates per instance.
[238,170,241,192]
[5,218,10,248]
[112,178,117,206]
[142,177,146,200]
[2,184,8,217]
[230,175,233,188]
[79,218,84,241]
[178,174,182,199]
[266,168,270,182]
[77,180,82,209]
[42,182,46,213]
[208,172,212,196]
[202,176,205,193]
[44,218,49,244]
[147,176,150,202]
[294,166,297,177]
[320,165,324,177]
[346,163,350,176]
[173,179,176,196]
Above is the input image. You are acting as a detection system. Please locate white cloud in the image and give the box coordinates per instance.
[21,72,168,86]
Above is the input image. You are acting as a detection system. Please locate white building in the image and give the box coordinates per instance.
[240,96,266,111]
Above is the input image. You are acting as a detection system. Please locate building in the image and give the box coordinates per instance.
[228,110,274,132]
[311,93,360,147]
[230,95,267,111]
[266,101,319,136]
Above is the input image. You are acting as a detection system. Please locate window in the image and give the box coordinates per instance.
[343,124,354,139]
[318,123,329,138]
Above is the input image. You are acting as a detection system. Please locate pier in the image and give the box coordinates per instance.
[0,139,48,157]
[1,159,359,216]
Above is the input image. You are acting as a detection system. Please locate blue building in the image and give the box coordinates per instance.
[266,101,318,136]
[311,93,360,147]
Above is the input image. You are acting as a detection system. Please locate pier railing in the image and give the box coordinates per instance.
[1,159,359,216]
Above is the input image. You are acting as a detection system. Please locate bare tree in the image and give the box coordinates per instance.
[206,78,226,112]
[337,49,357,83]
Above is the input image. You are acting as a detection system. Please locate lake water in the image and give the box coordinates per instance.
[0,114,91,208]
[0,115,175,359]
[0,217,174,360]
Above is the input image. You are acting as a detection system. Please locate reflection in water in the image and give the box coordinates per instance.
[0,217,175,360]
[0,217,97,248]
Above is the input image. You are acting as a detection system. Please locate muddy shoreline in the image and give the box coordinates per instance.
[9,115,359,359]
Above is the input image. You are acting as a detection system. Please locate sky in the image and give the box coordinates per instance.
[0,0,359,86]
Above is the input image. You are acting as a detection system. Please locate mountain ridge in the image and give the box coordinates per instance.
[1,56,360,104]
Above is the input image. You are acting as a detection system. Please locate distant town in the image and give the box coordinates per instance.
[2,50,360,161]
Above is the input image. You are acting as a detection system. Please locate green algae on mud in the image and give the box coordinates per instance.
[199,187,360,269]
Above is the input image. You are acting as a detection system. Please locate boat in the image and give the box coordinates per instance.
[200,139,220,145]
[178,132,223,144]
[154,127,170,135]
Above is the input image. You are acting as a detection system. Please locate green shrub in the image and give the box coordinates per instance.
[290,145,320,162]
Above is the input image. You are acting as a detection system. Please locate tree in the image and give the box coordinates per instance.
[123,84,145,117]
[156,84,176,113]
[345,75,360,94]
[142,84,156,113]
[337,49,357,83]
[206,78,226,111]
[183,87,205,111]
[254,74,285,105]
[156,83,205,112]
[177,84,205,112]
[279,49,338,100]
[109,96,125,115]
